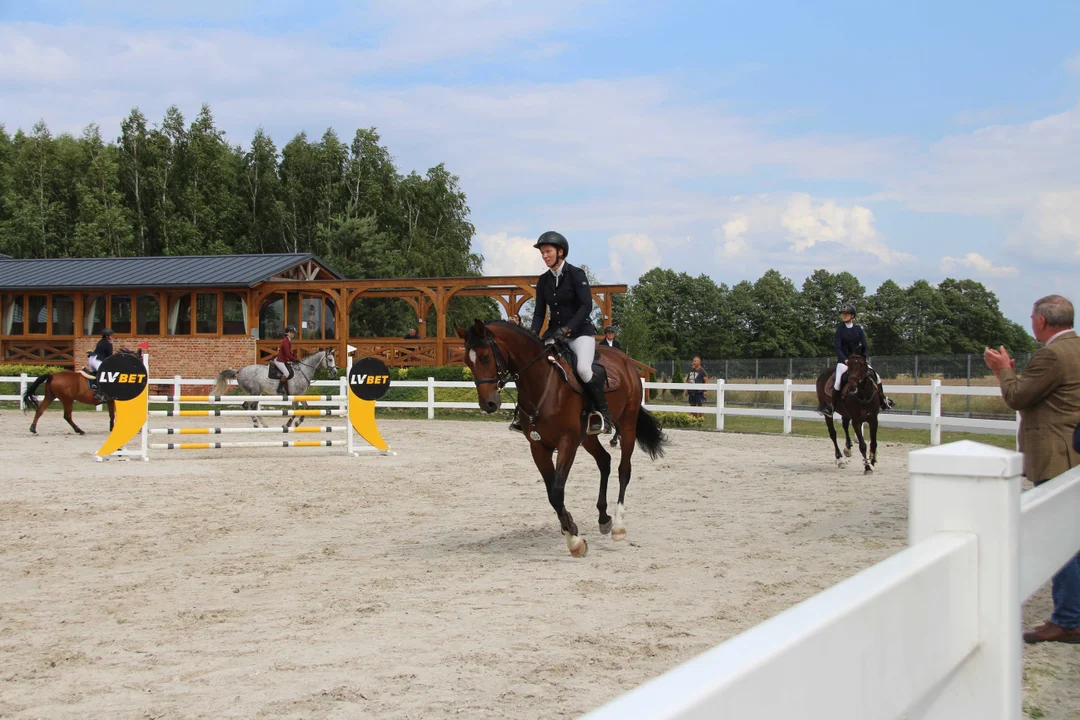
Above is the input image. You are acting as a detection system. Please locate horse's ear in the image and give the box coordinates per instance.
[454,325,467,339]
[472,319,487,337]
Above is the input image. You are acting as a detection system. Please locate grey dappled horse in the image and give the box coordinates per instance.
[212,349,337,428]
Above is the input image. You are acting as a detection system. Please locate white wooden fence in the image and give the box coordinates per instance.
[582,440,1080,719]
[2,375,1016,445]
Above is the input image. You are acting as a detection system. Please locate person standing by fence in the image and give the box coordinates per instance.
[685,357,708,418]
[985,293,1080,643]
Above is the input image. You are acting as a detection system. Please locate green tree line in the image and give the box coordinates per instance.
[613,267,1036,361]
[0,105,497,334]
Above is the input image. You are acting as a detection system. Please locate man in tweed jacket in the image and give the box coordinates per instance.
[985,294,1080,644]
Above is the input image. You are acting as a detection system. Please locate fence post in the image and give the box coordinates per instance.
[173,375,182,415]
[930,379,942,446]
[427,376,436,420]
[19,372,27,411]
[907,441,1023,720]
[715,379,725,431]
[783,378,792,434]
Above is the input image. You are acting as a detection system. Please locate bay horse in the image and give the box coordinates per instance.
[456,320,668,558]
[23,368,117,436]
[815,353,879,474]
[211,349,336,428]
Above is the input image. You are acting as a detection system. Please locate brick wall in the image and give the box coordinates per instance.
[76,336,257,393]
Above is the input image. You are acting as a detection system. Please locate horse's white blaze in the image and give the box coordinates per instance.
[469,349,477,364]
[613,502,626,530]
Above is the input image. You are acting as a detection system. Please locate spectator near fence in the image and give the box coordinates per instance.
[984,293,1080,644]
[685,357,709,418]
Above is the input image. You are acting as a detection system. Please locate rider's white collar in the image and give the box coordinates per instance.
[550,261,565,284]
[845,321,854,328]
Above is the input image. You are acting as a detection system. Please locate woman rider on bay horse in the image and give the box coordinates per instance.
[821,302,895,415]
[508,230,613,435]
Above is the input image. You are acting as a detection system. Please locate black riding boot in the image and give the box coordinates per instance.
[820,402,834,416]
[879,383,895,410]
[584,373,613,435]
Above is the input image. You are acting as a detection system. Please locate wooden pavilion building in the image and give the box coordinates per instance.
[0,253,631,378]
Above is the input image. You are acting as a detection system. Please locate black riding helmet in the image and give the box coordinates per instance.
[533,230,569,260]
[285,325,297,334]
[841,303,857,317]
[101,328,114,337]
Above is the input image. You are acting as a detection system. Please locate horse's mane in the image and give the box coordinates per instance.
[465,320,542,348]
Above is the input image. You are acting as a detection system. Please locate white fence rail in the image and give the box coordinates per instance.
[2,375,1018,444]
[583,440,1080,719]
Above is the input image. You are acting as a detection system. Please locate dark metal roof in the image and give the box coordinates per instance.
[0,253,341,291]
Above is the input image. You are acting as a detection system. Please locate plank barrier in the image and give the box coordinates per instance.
[97,354,394,461]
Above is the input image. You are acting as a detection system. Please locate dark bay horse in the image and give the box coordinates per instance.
[815,354,879,474]
[457,320,668,558]
[23,370,116,435]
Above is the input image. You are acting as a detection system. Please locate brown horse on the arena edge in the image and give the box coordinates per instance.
[457,320,669,558]
[23,369,116,435]
[815,353,879,474]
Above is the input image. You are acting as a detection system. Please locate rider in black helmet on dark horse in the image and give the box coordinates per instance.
[508,231,613,435]
[820,302,895,415]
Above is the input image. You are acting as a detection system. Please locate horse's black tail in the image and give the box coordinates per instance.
[22,374,50,412]
[635,406,669,460]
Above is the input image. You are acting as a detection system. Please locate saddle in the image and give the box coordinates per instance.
[267,362,295,381]
[548,346,623,395]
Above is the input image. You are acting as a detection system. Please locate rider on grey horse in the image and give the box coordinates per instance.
[274,325,299,394]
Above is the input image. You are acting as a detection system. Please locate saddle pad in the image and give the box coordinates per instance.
[824,371,836,398]
[549,349,623,395]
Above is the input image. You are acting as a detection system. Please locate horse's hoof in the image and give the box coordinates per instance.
[609,437,619,447]
[843,448,852,458]
[611,527,627,541]
[864,466,873,475]
[569,538,588,558]
[599,520,613,535]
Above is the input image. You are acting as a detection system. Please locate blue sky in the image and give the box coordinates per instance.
[1,1,1079,328]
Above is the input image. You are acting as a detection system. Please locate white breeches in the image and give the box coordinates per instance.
[569,336,596,382]
[835,362,880,391]
[87,355,102,372]
[273,360,290,378]
[834,362,848,391]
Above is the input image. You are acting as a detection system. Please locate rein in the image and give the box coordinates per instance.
[471,334,565,433]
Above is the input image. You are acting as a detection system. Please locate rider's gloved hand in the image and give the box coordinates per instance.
[553,326,571,340]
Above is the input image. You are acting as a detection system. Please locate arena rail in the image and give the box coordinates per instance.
[581,441,1080,720]
[2,375,1019,444]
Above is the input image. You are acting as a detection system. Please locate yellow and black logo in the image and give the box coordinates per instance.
[347,356,391,451]
[96,353,149,457]
[348,357,391,401]
[97,353,149,401]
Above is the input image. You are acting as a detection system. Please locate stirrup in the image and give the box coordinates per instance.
[821,403,834,416]
[586,410,612,436]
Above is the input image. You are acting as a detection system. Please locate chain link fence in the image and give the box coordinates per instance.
[646,353,1033,421]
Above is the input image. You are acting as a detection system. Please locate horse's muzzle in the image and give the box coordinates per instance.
[480,398,501,414]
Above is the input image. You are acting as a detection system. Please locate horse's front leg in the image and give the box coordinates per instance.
[841,416,853,457]
[107,400,116,432]
[582,434,612,535]
[533,437,586,558]
[853,419,871,473]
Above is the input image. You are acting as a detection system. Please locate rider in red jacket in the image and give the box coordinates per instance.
[274,325,299,394]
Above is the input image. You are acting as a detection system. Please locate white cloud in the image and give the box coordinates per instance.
[893,102,1080,216]
[1010,190,1080,257]
[720,214,749,257]
[475,232,542,276]
[939,252,1019,278]
[607,233,661,282]
[781,194,912,266]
